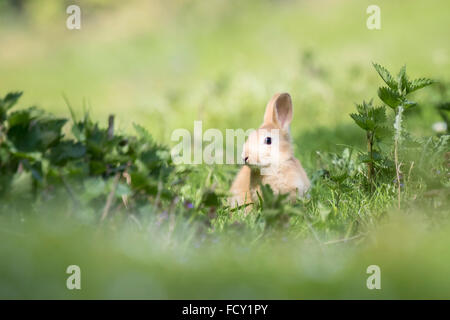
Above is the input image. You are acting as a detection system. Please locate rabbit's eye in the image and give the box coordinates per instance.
[264,137,272,145]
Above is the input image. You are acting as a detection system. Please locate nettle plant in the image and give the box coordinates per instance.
[351,63,434,205]
[350,99,390,189]
[0,92,220,222]
[0,92,66,196]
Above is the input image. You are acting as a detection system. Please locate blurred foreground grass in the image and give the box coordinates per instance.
[1,211,449,299]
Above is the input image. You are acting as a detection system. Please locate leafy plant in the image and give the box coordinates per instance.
[0,91,220,223]
[372,63,434,207]
[256,184,294,230]
[350,100,389,188]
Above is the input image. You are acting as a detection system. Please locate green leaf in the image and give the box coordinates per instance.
[350,113,370,130]
[11,151,41,162]
[372,63,397,89]
[48,140,86,165]
[369,106,387,124]
[350,101,385,131]
[37,118,68,148]
[354,102,365,115]
[407,78,434,94]
[359,151,382,164]
[7,107,43,127]
[0,92,23,111]
[0,92,23,122]
[133,123,154,143]
[89,160,108,175]
[359,154,373,163]
[397,65,408,94]
[201,189,220,207]
[374,125,392,139]
[378,86,402,109]
[8,117,67,152]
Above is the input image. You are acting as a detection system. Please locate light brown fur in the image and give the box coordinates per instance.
[229,93,310,210]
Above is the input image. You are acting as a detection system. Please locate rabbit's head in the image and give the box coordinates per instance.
[242,93,294,169]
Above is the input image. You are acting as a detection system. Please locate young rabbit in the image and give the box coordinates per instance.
[229,92,310,210]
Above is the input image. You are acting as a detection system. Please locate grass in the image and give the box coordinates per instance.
[1,211,450,299]
[0,0,449,299]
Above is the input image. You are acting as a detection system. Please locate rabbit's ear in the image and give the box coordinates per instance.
[263,93,293,130]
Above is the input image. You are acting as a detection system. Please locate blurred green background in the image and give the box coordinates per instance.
[0,0,449,299]
[1,0,448,145]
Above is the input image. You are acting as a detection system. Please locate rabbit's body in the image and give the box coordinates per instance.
[229,93,310,209]
[230,157,309,206]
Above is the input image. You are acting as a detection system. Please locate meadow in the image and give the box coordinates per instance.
[0,0,449,299]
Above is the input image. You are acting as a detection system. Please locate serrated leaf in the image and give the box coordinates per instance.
[378,86,402,109]
[0,92,23,111]
[350,113,370,130]
[48,140,86,165]
[369,106,387,124]
[407,78,434,94]
[7,113,67,152]
[373,63,397,89]
[7,107,44,127]
[133,123,154,142]
[374,125,392,139]
[359,151,383,163]
[397,65,408,93]
[37,118,68,147]
[359,154,373,163]
[351,100,384,131]
[0,92,23,122]
[355,103,365,115]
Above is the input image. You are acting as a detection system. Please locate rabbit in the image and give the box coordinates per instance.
[229,92,310,210]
